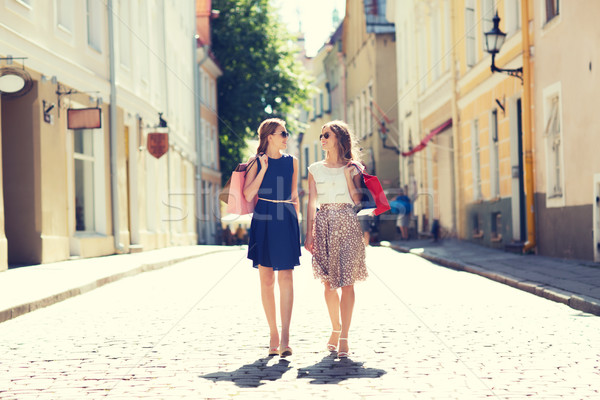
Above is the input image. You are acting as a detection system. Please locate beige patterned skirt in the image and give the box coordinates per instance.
[312,203,368,289]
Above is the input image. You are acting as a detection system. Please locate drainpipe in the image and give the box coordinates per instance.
[521,0,536,253]
[449,0,462,236]
[194,40,210,244]
[107,0,123,252]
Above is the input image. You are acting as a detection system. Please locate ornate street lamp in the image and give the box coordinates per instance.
[484,12,523,81]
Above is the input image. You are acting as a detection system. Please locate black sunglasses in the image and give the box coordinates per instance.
[319,132,330,140]
[274,130,290,138]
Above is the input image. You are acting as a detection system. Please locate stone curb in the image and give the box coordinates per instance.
[0,248,237,324]
[389,244,600,317]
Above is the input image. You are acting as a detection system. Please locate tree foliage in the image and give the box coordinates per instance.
[211,0,312,185]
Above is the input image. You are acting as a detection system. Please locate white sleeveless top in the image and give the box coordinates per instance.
[308,161,360,206]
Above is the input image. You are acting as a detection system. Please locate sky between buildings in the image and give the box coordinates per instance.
[272,0,346,57]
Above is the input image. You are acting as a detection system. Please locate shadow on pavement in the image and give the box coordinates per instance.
[297,353,386,384]
[200,356,291,388]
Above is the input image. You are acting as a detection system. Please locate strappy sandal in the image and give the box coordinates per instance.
[327,330,342,352]
[338,338,349,358]
[268,347,279,356]
[280,345,292,357]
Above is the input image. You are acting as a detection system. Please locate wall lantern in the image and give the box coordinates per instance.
[0,56,33,98]
[484,12,523,82]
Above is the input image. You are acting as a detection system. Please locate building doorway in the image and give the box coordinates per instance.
[1,85,41,266]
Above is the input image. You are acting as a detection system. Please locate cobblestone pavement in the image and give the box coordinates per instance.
[0,247,598,399]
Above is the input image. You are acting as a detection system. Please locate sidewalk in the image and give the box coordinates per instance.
[0,245,239,324]
[387,238,600,316]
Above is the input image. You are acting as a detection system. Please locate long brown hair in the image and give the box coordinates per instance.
[322,120,361,163]
[256,118,286,154]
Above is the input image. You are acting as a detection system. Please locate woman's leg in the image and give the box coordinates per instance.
[259,265,279,349]
[339,285,355,353]
[278,269,294,348]
[323,282,342,347]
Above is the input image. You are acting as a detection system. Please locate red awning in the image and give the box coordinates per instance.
[401,118,452,157]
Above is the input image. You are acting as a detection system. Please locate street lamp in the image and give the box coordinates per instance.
[484,12,523,81]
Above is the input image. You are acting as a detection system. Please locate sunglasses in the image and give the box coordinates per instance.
[274,130,290,138]
[319,132,330,140]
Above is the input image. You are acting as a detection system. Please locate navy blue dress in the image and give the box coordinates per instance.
[247,154,301,270]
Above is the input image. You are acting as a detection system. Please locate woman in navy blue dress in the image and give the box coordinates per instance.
[243,118,300,357]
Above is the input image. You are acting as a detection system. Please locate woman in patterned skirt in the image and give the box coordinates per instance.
[304,120,368,358]
[244,118,301,357]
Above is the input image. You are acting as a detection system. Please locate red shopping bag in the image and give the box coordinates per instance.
[353,165,391,216]
[220,158,258,215]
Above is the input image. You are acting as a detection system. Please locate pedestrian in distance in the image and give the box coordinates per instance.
[243,118,301,358]
[304,120,368,359]
[393,188,411,240]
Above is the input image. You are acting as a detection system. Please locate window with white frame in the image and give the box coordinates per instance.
[57,0,74,33]
[471,119,482,200]
[86,0,103,52]
[139,0,149,82]
[490,109,500,198]
[545,0,559,23]
[481,0,496,52]
[544,89,563,200]
[118,0,131,68]
[504,0,521,35]
[74,129,95,231]
[444,0,452,72]
[432,7,441,79]
[465,0,477,67]
[418,26,427,91]
[314,142,320,163]
[73,128,105,234]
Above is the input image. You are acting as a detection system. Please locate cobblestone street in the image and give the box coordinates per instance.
[1,247,598,399]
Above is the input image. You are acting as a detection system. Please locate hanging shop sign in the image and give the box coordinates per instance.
[147,132,169,159]
[67,108,102,129]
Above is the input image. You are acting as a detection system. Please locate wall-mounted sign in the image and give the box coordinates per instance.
[0,66,33,98]
[67,108,102,129]
[147,132,169,159]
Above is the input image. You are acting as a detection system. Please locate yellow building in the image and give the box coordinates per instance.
[343,0,399,191]
[0,0,214,271]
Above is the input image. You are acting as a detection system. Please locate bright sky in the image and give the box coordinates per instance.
[272,0,346,57]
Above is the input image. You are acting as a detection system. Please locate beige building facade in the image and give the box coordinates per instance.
[532,0,600,261]
[0,0,211,271]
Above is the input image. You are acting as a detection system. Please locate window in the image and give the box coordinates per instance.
[545,0,559,23]
[118,0,131,68]
[471,119,482,200]
[86,0,103,52]
[418,27,427,90]
[431,7,441,79]
[544,92,563,199]
[504,0,521,35]
[472,213,483,237]
[319,92,324,117]
[302,145,309,178]
[481,0,496,51]
[139,0,150,82]
[57,0,74,33]
[74,130,95,232]
[312,98,317,121]
[490,109,500,198]
[465,0,477,67]
[491,212,502,241]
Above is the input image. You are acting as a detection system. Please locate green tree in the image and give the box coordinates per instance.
[211,0,312,185]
